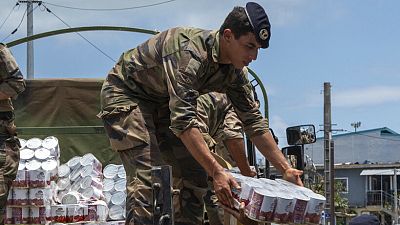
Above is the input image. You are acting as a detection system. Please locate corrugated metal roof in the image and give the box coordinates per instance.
[360,168,400,176]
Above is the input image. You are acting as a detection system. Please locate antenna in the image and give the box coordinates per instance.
[351,121,361,132]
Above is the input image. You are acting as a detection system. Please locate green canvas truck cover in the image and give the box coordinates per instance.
[13,78,121,165]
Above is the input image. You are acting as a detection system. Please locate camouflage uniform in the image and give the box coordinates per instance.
[0,44,25,223]
[99,27,268,225]
[196,92,243,225]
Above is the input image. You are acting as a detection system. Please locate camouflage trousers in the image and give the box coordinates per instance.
[103,102,208,225]
[0,113,20,224]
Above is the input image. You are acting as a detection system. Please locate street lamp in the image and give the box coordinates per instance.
[351,121,361,132]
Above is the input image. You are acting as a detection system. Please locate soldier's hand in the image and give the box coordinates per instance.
[283,168,304,186]
[212,169,239,208]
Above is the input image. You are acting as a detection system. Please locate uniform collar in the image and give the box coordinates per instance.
[211,30,220,63]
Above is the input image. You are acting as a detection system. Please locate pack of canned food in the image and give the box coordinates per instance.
[230,173,325,224]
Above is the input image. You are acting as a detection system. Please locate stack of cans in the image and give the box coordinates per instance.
[230,173,326,224]
[103,164,127,221]
[53,153,108,223]
[6,136,60,225]
[56,153,104,203]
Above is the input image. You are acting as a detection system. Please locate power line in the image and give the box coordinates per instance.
[41,4,116,63]
[1,6,27,43]
[0,2,20,32]
[42,0,177,11]
[1,2,43,43]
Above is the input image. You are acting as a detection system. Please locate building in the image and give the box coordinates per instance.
[305,127,400,224]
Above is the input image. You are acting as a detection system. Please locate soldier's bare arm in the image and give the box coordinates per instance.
[251,131,304,186]
[224,138,256,177]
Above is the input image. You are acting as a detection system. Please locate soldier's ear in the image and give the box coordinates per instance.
[222,29,234,44]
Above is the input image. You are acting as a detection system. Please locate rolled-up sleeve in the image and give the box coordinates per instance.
[227,70,268,138]
[222,107,244,140]
[0,44,25,98]
[163,50,201,136]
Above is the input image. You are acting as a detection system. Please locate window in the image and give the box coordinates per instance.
[335,177,349,193]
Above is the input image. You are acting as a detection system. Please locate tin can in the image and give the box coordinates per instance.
[114,178,126,192]
[117,166,126,179]
[20,148,35,161]
[41,136,60,158]
[67,156,82,171]
[62,191,82,204]
[70,178,83,192]
[80,153,102,172]
[29,188,51,206]
[272,192,293,224]
[81,175,103,190]
[51,204,67,223]
[111,191,126,206]
[289,191,309,224]
[26,137,43,149]
[57,177,71,191]
[34,148,51,160]
[41,159,58,181]
[14,165,28,187]
[19,138,27,149]
[304,192,325,224]
[70,166,83,182]
[66,204,88,223]
[58,163,70,178]
[28,169,50,188]
[104,191,112,204]
[259,189,278,221]
[103,178,115,192]
[12,207,29,224]
[5,207,13,224]
[13,188,29,205]
[108,205,124,221]
[30,206,50,224]
[87,200,108,222]
[80,164,102,178]
[81,186,103,200]
[7,188,13,205]
[103,164,119,179]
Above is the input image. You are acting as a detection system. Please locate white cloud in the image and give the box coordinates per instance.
[333,86,400,107]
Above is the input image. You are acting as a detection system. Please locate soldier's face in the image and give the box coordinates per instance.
[224,31,261,69]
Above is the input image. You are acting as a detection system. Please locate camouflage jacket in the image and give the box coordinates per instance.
[0,44,25,112]
[99,27,268,137]
[197,92,243,147]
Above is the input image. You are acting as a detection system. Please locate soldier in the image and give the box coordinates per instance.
[99,2,303,224]
[0,43,26,224]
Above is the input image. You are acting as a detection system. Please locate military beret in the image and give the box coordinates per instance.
[349,214,380,225]
[245,2,271,48]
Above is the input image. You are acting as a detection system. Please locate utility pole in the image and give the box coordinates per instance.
[19,0,41,79]
[324,82,335,225]
[395,168,398,224]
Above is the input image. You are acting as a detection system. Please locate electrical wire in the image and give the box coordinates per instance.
[42,0,177,11]
[0,2,20,31]
[1,2,43,42]
[42,4,116,63]
[1,6,27,43]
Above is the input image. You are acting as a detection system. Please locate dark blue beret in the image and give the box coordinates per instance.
[245,2,271,48]
[349,214,380,225]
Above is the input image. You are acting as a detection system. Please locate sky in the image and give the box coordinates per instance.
[1,0,400,150]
